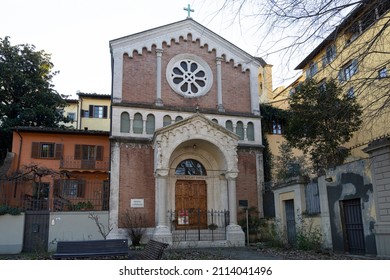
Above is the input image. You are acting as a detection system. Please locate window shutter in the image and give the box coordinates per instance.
[31,142,40,158]
[103,106,108,118]
[96,146,103,161]
[89,105,93,118]
[74,144,81,160]
[55,144,63,159]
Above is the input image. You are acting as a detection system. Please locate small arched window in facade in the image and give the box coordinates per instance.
[163,115,172,127]
[225,120,233,132]
[120,112,130,133]
[247,122,254,141]
[175,159,207,176]
[133,113,143,134]
[146,114,155,134]
[236,121,244,140]
[175,116,183,122]
[212,118,218,124]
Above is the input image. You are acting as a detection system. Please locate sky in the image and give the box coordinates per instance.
[1,0,299,98]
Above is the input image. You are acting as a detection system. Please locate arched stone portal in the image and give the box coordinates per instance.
[152,113,245,246]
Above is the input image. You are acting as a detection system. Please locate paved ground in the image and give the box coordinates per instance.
[0,246,381,260]
[162,246,376,260]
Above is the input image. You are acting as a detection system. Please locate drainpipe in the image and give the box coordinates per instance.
[79,96,83,129]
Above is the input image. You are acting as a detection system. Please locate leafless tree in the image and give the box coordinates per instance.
[198,0,390,124]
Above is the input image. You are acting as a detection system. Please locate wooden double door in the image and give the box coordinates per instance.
[175,180,207,229]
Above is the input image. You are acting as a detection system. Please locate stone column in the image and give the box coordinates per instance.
[216,57,224,112]
[225,172,245,246]
[364,137,390,258]
[155,49,164,106]
[244,124,248,141]
[107,142,122,239]
[142,117,147,134]
[153,169,172,244]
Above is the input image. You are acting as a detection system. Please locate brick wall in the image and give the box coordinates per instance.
[118,143,155,228]
[236,148,261,215]
[121,35,251,114]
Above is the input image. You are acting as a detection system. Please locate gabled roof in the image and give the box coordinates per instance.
[110,18,265,71]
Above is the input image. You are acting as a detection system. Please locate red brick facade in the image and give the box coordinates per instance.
[121,35,251,114]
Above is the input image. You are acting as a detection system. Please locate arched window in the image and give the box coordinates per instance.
[236,121,244,140]
[175,116,183,122]
[225,120,233,132]
[133,113,143,134]
[163,115,172,127]
[212,118,218,124]
[247,122,254,141]
[146,114,155,134]
[175,159,207,176]
[120,112,130,133]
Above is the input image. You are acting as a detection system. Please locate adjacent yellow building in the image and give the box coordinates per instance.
[64,93,111,132]
[292,1,390,161]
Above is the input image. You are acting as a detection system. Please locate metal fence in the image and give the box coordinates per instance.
[0,178,109,212]
[168,209,230,241]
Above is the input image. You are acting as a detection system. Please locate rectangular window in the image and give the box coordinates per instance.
[322,45,336,67]
[347,87,355,98]
[40,143,55,158]
[338,59,358,82]
[88,105,108,119]
[378,67,387,79]
[272,120,283,135]
[74,144,103,161]
[306,62,318,80]
[67,112,76,122]
[31,142,63,159]
[318,79,326,92]
[62,180,85,198]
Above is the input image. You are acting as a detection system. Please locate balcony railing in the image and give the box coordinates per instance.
[60,156,109,171]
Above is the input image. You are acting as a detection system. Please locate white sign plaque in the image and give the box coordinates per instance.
[130,199,144,208]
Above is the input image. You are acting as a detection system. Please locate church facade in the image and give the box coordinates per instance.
[108,19,269,246]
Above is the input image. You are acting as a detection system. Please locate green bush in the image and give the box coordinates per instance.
[0,204,22,215]
[258,218,285,248]
[295,214,322,251]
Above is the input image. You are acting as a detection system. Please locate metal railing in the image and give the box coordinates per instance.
[0,178,109,212]
[168,209,230,241]
[60,156,109,171]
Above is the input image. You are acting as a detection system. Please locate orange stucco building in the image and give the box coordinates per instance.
[6,127,109,212]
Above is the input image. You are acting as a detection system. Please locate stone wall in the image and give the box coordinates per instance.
[364,137,390,258]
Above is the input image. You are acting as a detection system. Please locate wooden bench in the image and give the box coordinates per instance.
[129,240,169,260]
[53,239,129,259]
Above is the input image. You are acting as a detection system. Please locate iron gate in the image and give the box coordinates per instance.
[341,198,365,255]
[285,199,296,245]
[23,211,49,253]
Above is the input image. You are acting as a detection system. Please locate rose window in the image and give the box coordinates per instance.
[166,54,213,98]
